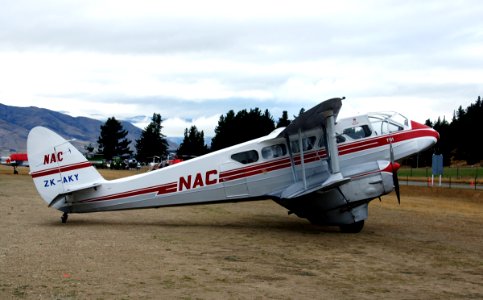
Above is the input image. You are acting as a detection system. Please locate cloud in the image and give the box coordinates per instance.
[0,0,482,136]
[159,115,221,137]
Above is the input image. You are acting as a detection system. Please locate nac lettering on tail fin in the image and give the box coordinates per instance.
[27,126,105,205]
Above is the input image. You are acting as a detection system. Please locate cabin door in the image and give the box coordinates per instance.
[220,162,249,198]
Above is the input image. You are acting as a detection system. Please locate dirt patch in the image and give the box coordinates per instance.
[1,169,482,299]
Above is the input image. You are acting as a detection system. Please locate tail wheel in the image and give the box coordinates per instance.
[61,213,68,224]
[339,220,364,233]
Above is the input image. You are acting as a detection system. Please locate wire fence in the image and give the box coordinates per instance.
[398,167,481,190]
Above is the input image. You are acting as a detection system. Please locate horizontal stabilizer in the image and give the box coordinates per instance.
[62,181,103,194]
[47,181,103,207]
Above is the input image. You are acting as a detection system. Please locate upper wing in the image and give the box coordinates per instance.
[275,97,349,199]
[276,97,343,138]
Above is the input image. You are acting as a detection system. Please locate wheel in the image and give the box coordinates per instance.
[307,217,325,226]
[61,213,68,224]
[339,220,364,233]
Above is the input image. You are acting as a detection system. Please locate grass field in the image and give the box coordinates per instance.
[398,166,482,183]
[1,166,482,299]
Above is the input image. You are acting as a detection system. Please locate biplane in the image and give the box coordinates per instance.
[27,98,438,232]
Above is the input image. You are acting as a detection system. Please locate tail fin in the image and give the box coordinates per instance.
[27,126,105,206]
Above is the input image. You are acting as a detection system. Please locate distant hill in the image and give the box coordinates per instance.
[0,103,178,154]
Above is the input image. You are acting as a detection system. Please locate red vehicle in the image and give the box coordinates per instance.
[1,153,29,174]
[167,155,183,166]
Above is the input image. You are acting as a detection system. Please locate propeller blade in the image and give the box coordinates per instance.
[389,142,401,204]
[389,142,395,163]
[393,167,401,204]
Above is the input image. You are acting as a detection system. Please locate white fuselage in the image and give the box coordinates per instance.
[56,115,438,214]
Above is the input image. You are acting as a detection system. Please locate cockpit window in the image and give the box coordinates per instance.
[231,150,259,164]
[383,122,403,133]
[391,113,409,127]
[369,112,408,135]
[342,125,372,140]
[261,144,287,159]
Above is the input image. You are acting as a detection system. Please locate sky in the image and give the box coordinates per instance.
[0,0,482,136]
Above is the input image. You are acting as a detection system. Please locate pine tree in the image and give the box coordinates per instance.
[277,110,291,128]
[177,126,208,157]
[97,117,132,161]
[294,108,305,119]
[422,96,483,166]
[135,113,169,163]
[457,97,483,164]
[211,108,275,151]
[210,110,236,151]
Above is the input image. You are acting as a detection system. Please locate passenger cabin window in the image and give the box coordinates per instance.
[305,136,316,150]
[318,134,326,148]
[231,150,259,164]
[261,144,287,159]
[342,125,372,140]
[290,136,316,153]
[336,134,346,143]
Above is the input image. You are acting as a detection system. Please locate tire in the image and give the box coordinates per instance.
[339,220,364,233]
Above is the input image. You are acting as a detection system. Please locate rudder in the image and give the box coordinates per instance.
[27,126,105,205]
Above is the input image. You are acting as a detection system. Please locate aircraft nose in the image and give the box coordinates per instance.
[410,120,439,151]
[410,120,440,141]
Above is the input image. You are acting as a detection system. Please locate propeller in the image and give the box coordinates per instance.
[389,142,401,204]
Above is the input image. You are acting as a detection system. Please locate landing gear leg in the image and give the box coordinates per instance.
[61,212,69,224]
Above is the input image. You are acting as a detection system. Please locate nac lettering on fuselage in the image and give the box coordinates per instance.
[43,151,63,165]
[179,170,218,191]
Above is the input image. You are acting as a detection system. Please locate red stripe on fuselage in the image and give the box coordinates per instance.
[30,162,93,178]
[80,182,178,203]
[220,157,291,181]
[219,148,329,182]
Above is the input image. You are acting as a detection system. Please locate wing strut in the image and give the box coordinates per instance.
[278,97,350,199]
[298,129,307,189]
[284,134,297,183]
[320,108,350,189]
[325,112,340,173]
